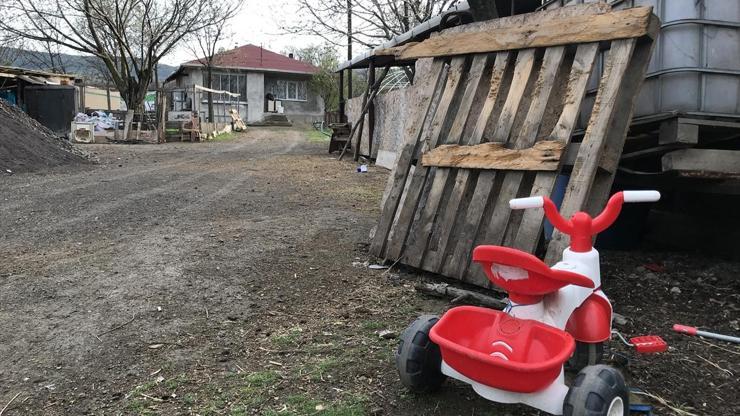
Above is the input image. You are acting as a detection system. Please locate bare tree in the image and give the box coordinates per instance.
[286,0,460,49]
[0,0,231,116]
[185,1,240,123]
[0,8,24,67]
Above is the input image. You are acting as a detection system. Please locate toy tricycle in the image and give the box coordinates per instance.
[396,191,661,415]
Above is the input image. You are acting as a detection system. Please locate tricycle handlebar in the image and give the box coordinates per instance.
[509,196,544,210]
[508,191,661,252]
[623,190,660,203]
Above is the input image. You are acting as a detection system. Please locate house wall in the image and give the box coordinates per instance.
[264,73,324,125]
[246,72,264,123]
[169,67,324,125]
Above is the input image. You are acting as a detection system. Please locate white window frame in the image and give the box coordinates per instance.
[282,80,307,102]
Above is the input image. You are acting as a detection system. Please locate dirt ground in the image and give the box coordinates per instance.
[0,128,738,415]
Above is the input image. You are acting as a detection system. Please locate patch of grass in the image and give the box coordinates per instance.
[163,373,191,390]
[306,356,353,382]
[212,132,236,141]
[245,370,279,387]
[183,393,196,406]
[361,320,385,331]
[307,128,330,143]
[265,393,368,416]
[271,326,303,347]
[125,381,160,414]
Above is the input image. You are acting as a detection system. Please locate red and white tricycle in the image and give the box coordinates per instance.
[396,191,661,416]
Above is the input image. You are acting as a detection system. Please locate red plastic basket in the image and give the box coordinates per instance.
[430,306,575,393]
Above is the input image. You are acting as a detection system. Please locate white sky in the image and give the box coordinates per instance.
[163,0,336,66]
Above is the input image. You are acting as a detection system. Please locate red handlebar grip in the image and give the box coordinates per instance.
[672,324,698,336]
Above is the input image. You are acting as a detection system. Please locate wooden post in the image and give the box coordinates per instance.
[339,70,345,122]
[106,84,111,111]
[158,92,167,143]
[367,59,376,159]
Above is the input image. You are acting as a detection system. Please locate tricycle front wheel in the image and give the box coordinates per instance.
[395,315,446,392]
[563,365,628,416]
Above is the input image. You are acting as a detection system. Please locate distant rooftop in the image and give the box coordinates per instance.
[183,44,320,75]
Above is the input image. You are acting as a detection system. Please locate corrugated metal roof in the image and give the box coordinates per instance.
[335,1,472,71]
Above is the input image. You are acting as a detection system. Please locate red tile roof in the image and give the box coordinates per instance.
[185,44,320,74]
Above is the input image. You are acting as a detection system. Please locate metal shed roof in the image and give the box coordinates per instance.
[335,1,473,72]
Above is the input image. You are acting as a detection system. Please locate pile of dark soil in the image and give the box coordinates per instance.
[0,98,90,174]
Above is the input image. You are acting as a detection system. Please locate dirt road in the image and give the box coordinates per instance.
[0,129,486,415]
[1,129,737,415]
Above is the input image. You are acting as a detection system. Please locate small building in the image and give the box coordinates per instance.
[0,66,82,134]
[165,45,323,125]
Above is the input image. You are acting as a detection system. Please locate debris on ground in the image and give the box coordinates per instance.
[0,98,92,173]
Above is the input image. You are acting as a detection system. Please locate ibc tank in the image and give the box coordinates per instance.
[541,0,739,125]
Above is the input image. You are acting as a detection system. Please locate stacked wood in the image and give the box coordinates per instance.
[229,109,246,132]
[370,4,659,288]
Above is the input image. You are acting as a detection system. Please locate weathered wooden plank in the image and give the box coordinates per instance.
[512,43,600,253]
[404,54,492,268]
[384,57,469,260]
[421,140,566,171]
[476,46,568,256]
[376,2,612,57]
[391,7,654,61]
[544,38,637,264]
[579,37,658,244]
[369,59,447,257]
[662,149,740,175]
[445,49,537,280]
[424,51,512,274]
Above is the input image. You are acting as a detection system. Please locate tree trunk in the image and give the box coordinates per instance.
[206,67,214,123]
[122,109,134,141]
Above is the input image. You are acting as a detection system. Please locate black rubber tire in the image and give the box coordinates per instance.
[567,341,604,373]
[395,315,446,393]
[563,365,629,416]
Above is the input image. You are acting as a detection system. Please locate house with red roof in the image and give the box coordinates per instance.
[165,44,323,124]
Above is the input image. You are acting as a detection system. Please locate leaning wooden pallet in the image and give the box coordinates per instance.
[370,4,660,288]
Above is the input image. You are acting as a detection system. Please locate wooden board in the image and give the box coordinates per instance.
[662,149,740,176]
[388,7,657,61]
[370,5,658,287]
[421,140,566,171]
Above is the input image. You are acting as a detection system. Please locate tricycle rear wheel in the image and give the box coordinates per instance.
[395,315,446,392]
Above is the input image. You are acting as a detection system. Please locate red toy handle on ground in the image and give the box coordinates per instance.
[673,324,740,344]
[672,324,698,336]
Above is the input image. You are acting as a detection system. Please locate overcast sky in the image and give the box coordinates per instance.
[164,0,335,66]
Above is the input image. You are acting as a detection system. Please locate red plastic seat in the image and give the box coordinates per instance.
[472,246,594,303]
[430,306,575,393]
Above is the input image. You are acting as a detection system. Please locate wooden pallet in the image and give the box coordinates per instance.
[369,4,659,287]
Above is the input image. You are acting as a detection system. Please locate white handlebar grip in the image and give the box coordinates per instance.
[623,190,661,203]
[510,196,544,210]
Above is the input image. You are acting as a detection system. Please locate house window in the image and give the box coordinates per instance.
[203,72,247,102]
[265,79,307,101]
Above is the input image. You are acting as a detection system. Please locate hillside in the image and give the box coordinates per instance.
[0,47,177,85]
